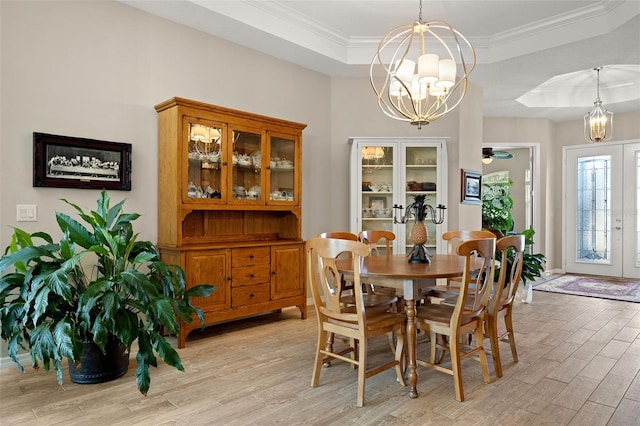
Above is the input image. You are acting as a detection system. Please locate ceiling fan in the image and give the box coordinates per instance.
[482,147,513,164]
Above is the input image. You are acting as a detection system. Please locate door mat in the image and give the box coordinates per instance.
[532,274,640,303]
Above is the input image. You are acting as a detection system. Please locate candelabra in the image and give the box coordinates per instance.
[393,195,446,263]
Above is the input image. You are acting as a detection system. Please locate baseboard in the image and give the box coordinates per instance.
[0,352,31,370]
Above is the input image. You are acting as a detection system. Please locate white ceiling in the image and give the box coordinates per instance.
[122,0,640,122]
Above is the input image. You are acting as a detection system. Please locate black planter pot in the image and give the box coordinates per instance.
[68,336,129,384]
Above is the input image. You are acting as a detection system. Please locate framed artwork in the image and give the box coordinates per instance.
[33,132,132,190]
[461,169,482,205]
[369,196,386,210]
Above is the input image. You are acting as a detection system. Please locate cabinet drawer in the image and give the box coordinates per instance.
[232,283,270,307]
[232,264,271,287]
[231,247,271,267]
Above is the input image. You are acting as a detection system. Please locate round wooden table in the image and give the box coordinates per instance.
[336,253,473,399]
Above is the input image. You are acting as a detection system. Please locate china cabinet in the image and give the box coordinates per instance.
[156,97,306,348]
[348,137,448,256]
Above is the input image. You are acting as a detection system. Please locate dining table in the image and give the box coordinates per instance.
[335,253,477,399]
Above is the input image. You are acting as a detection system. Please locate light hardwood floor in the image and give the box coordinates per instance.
[1,290,639,425]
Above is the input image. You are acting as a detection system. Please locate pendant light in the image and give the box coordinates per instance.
[584,67,613,142]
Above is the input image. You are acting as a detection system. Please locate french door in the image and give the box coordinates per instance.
[564,141,640,279]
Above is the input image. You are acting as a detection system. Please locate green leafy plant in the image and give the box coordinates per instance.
[0,190,214,395]
[482,178,546,286]
[481,178,514,236]
[497,228,547,287]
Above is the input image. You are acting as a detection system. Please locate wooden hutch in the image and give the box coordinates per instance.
[155,97,307,348]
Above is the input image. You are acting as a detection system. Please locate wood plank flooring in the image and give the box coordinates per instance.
[1,290,639,425]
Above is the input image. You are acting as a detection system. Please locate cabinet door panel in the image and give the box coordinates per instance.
[229,126,264,204]
[266,131,299,205]
[186,250,230,311]
[271,245,303,299]
[183,117,227,203]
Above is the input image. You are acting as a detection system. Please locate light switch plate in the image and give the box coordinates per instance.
[17,204,37,222]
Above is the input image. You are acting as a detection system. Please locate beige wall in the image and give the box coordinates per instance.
[1,1,639,360]
[0,0,333,248]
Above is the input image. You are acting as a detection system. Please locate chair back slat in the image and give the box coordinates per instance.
[442,230,496,254]
[358,230,395,256]
[307,237,370,321]
[453,238,496,325]
[490,234,525,313]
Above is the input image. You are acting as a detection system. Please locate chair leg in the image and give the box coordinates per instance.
[323,332,335,367]
[312,328,327,387]
[504,309,518,363]
[429,331,438,363]
[487,316,503,378]
[475,326,491,384]
[435,334,447,364]
[387,331,396,354]
[394,327,406,386]
[356,338,367,407]
[351,338,359,368]
[450,334,464,402]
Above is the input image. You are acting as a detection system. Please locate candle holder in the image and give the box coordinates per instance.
[393,195,446,263]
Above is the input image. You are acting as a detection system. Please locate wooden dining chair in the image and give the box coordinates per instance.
[358,229,395,256]
[357,230,398,299]
[315,231,359,290]
[415,237,496,402]
[486,234,525,378]
[306,237,406,407]
[316,231,359,242]
[318,231,398,310]
[315,231,397,367]
[425,229,497,300]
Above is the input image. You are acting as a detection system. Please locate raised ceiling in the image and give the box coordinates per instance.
[122,0,640,122]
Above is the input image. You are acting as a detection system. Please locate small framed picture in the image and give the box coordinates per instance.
[33,132,132,191]
[369,196,386,210]
[461,169,482,205]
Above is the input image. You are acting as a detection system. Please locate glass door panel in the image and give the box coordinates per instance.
[185,119,224,202]
[565,144,623,276]
[360,145,395,252]
[349,138,447,256]
[623,143,640,278]
[575,155,612,263]
[635,151,640,267]
[268,133,297,203]
[231,128,262,202]
[403,146,440,255]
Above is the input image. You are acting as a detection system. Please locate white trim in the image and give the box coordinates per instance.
[483,142,541,250]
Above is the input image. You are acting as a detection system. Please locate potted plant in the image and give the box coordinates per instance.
[0,190,214,395]
[482,179,546,298]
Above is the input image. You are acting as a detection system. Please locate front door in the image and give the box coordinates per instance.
[564,142,640,279]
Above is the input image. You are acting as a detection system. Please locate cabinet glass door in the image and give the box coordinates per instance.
[402,145,440,255]
[360,144,395,253]
[267,132,297,203]
[231,127,263,203]
[349,138,447,256]
[186,120,224,202]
